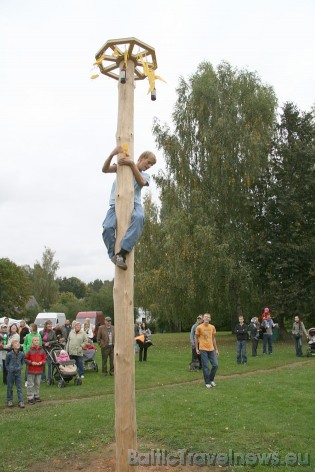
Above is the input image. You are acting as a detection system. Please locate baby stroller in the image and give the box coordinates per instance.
[48,344,82,387]
[82,344,98,372]
[306,328,315,357]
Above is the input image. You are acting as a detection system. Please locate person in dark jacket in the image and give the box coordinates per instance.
[39,320,57,382]
[248,316,260,357]
[235,315,248,365]
[5,340,25,408]
[18,320,29,346]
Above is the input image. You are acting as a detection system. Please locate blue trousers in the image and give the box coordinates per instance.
[102,203,145,258]
[70,355,84,376]
[236,340,247,364]
[200,350,218,384]
[7,370,23,403]
[263,334,273,354]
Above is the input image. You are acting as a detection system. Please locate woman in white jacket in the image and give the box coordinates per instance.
[66,322,88,378]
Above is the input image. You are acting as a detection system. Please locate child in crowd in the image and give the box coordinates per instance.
[23,323,42,387]
[235,315,248,365]
[102,145,156,270]
[25,336,46,404]
[5,340,25,408]
[56,350,70,363]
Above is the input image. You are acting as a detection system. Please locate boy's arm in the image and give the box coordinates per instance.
[118,158,148,187]
[195,332,200,353]
[102,145,126,173]
[213,334,219,355]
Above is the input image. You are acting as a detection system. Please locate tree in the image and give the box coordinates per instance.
[136,61,277,329]
[50,291,83,320]
[31,247,59,310]
[84,281,114,318]
[57,276,87,299]
[251,103,315,326]
[0,258,31,316]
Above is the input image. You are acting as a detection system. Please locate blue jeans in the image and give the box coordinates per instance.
[293,335,303,356]
[200,350,218,384]
[7,370,23,403]
[102,203,145,258]
[236,340,247,364]
[41,354,52,381]
[70,355,84,376]
[263,334,273,354]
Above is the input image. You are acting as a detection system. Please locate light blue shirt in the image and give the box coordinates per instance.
[109,172,150,206]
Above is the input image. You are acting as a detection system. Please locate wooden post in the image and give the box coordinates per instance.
[114,59,137,471]
[94,38,158,471]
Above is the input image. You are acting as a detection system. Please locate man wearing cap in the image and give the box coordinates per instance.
[97,317,115,376]
[189,315,203,370]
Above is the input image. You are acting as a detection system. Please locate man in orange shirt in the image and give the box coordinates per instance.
[195,313,219,389]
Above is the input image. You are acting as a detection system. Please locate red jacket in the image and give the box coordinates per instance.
[25,345,46,374]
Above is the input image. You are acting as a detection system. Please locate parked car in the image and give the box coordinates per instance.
[34,312,66,330]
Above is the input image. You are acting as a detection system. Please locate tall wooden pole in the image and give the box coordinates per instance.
[94,38,158,471]
[114,59,137,471]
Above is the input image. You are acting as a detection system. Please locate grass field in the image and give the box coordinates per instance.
[0,332,313,471]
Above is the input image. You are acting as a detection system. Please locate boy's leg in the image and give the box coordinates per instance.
[15,372,24,403]
[208,351,219,381]
[236,341,241,363]
[242,341,247,364]
[7,371,14,403]
[102,206,117,259]
[27,373,35,400]
[119,204,145,254]
[34,374,41,399]
[200,350,211,385]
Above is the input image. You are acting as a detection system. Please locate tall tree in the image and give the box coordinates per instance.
[251,103,315,326]
[137,61,277,329]
[0,258,31,316]
[31,247,59,310]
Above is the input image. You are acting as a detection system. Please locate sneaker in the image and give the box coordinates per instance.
[206,384,212,389]
[18,402,25,408]
[111,254,127,270]
[7,401,13,407]
[34,397,42,402]
[28,399,35,405]
[80,375,85,379]
[25,381,28,387]
[210,381,217,387]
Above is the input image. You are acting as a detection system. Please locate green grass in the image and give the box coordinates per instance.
[0,332,313,471]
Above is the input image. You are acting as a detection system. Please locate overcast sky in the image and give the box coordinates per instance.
[1,0,314,283]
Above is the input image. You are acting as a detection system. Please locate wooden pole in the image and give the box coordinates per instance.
[114,59,137,472]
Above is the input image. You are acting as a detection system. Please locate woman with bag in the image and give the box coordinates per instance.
[292,315,308,357]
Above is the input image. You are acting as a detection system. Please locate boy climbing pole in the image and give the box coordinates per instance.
[102,145,156,270]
